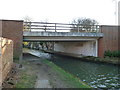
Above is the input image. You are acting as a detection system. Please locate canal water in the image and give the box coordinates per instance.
[25,49,120,88]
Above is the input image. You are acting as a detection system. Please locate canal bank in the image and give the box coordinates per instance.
[8,52,90,88]
[24,49,120,88]
[44,50,120,65]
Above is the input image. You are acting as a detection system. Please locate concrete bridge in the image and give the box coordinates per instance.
[23,32,103,41]
[23,32,103,57]
[0,20,119,59]
[23,22,104,57]
[23,22,103,42]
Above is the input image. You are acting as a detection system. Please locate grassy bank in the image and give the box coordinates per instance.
[41,59,91,88]
[14,56,90,88]
[15,61,37,88]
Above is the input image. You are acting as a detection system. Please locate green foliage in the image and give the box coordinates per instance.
[15,73,36,88]
[15,62,37,88]
[104,50,120,58]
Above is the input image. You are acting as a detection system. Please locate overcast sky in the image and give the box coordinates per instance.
[0,0,119,25]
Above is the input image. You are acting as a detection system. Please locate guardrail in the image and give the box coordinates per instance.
[24,22,101,33]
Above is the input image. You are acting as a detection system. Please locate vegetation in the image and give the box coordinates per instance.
[15,73,36,88]
[14,58,90,88]
[15,61,37,88]
[23,16,32,31]
[41,59,91,88]
[104,50,120,58]
[71,17,98,32]
[83,55,120,65]
[23,41,53,51]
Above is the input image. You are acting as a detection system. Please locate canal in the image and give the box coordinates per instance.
[25,49,120,88]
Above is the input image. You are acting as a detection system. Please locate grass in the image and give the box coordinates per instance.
[14,58,90,88]
[15,73,36,88]
[41,59,91,88]
[15,61,37,88]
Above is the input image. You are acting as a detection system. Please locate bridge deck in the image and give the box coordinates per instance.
[23,32,103,42]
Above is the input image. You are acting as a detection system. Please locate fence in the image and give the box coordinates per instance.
[24,22,101,33]
[0,37,13,87]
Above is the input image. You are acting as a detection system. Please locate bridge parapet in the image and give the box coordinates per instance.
[24,22,101,33]
[23,22,103,42]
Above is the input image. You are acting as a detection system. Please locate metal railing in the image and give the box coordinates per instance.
[23,22,101,33]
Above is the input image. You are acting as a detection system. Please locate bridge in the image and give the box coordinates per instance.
[0,20,119,59]
[23,22,104,57]
[23,22,103,42]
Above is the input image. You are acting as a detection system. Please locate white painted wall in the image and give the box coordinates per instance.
[54,41,98,57]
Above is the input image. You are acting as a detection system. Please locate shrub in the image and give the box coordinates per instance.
[104,50,120,58]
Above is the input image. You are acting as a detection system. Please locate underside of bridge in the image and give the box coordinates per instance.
[54,40,98,57]
[23,32,103,57]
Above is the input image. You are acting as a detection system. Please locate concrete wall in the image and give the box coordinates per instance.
[0,37,13,87]
[23,32,103,42]
[98,26,120,57]
[0,20,23,59]
[54,41,97,57]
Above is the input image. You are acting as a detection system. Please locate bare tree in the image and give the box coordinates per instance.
[71,17,98,32]
[23,16,32,31]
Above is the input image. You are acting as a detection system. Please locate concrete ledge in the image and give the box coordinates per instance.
[23,36,99,42]
[23,32,104,37]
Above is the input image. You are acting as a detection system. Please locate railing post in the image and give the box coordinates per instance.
[29,22,31,32]
[96,25,98,32]
[77,25,79,33]
[99,25,101,33]
[45,26,46,32]
[55,23,57,32]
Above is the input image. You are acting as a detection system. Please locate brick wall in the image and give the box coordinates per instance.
[98,26,119,57]
[0,37,13,87]
[0,20,23,59]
